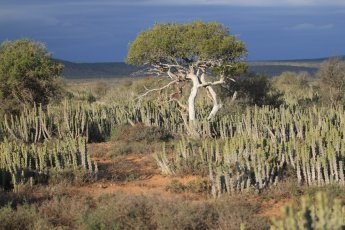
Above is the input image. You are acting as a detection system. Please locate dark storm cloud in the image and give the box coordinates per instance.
[0,0,344,62]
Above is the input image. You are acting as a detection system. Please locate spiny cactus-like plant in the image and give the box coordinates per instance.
[0,137,97,191]
[155,105,345,196]
[270,192,345,230]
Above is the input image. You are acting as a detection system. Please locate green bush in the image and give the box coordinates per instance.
[0,38,64,115]
[221,72,284,107]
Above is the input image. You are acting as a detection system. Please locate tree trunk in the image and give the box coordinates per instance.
[200,73,223,120]
[188,85,198,122]
[187,72,200,123]
[206,86,222,120]
[187,72,200,137]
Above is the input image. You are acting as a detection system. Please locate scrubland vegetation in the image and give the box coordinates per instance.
[1,29,345,229]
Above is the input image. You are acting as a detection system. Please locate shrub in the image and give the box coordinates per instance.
[82,192,269,230]
[0,38,64,115]
[185,178,210,194]
[93,80,109,98]
[316,57,345,106]
[38,196,89,229]
[0,204,51,230]
[165,179,186,193]
[48,167,96,186]
[111,124,172,144]
[272,71,316,106]
[83,194,156,230]
[221,72,284,107]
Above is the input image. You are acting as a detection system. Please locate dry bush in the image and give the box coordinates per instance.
[93,80,109,98]
[316,57,345,106]
[111,124,172,143]
[82,192,269,230]
[0,204,51,230]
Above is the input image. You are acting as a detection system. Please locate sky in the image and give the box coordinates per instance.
[0,0,344,62]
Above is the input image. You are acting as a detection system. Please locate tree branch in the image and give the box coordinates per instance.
[168,97,188,111]
[198,75,235,88]
[136,80,178,99]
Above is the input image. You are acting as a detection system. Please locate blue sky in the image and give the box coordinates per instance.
[0,0,344,62]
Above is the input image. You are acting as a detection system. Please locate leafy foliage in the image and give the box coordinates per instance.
[222,73,284,107]
[127,21,245,65]
[126,21,247,80]
[0,38,64,115]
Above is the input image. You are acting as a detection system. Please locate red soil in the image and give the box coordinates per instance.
[74,142,292,217]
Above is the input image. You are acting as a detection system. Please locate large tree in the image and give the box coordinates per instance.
[126,21,247,136]
[0,38,64,115]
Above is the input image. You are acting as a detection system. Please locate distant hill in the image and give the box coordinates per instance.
[248,56,345,77]
[247,65,318,77]
[58,60,142,79]
[57,56,344,79]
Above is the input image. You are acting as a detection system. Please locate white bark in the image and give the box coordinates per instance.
[206,86,222,120]
[187,72,200,123]
[200,73,223,120]
[140,62,233,137]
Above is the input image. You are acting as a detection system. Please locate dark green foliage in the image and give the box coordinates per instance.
[126,21,247,94]
[127,21,246,67]
[86,92,97,104]
[222,72,284,107]
[0,38,64,115]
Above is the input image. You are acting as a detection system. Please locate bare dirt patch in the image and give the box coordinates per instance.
[259,198,292,217]
[75,142,293,218]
